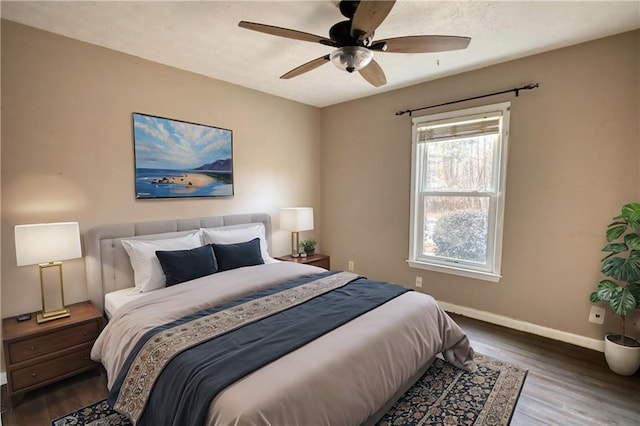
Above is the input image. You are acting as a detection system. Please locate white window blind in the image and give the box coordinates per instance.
[416,115,502,143]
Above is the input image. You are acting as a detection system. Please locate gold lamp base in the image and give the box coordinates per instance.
[36,262,70,324]
[291,231,300,257]
[37,307,70,324]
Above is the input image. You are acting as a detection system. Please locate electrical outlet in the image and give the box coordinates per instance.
[348,260,354,272]
[588,306,605,325]
[415,276,423,288]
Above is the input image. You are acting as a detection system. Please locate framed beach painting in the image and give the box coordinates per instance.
[132,113,233,199]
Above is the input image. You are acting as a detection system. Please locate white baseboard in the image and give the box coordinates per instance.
[437,300,605,353]
[1,372,6,386]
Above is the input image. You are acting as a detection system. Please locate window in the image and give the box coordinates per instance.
[407,102,510,282]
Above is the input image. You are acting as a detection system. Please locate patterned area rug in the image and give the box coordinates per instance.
[52,352,526,426]
[377,353,527,425]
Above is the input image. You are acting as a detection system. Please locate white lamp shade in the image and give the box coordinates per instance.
[280,207,314,232]
[15,222,82,266]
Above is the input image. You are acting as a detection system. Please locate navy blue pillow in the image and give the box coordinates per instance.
[156,244,218,286]
[211,238,264,272]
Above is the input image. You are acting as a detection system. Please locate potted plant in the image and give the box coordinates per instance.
[590,202,640,375]
[300,238,317,256]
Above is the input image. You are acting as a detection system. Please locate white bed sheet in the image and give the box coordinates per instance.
[104,287,146,320]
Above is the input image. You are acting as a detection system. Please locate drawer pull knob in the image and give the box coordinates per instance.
[29,346,35,351]
[84,356,89,360]
[31,373,36,377]
[82,332,87,336]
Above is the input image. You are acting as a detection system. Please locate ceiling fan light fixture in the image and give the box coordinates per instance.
[329,46,373,73]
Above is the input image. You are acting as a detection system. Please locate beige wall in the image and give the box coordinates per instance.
[321,30,640,342]
[1,20,322,319]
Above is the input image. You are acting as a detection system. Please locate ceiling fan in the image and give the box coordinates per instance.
[238,0,471,87]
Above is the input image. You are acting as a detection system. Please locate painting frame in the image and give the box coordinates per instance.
[132,112,234,199]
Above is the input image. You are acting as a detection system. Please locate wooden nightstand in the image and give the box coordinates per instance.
[2,301,104,406]
[275,253,330,270]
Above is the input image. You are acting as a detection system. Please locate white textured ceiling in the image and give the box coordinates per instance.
[2,1,639,107]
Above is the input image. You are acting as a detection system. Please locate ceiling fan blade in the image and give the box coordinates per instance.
[351,1,396,40]
[373,35,471,53]
[239,21,336,47]
[281,55,331,79]
[359,59,386,87]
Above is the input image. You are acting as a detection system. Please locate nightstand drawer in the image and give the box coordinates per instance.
[308,257,330,270]
[7,321,99,364]
[10,344,95,391]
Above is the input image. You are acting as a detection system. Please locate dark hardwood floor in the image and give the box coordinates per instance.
[2,314,639,425]
[1,368,108,426]
[452,314,640,426]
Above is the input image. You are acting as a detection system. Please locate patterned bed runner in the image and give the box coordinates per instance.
[111,271,405,425]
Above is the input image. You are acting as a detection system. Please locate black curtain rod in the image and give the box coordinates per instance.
[395,82,540,116]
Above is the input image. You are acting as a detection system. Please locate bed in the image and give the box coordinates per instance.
[86,213,474,426]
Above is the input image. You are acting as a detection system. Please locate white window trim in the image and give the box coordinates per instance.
[406,260,502,282]
[407,102,510,282]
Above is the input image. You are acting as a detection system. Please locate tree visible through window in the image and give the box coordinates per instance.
[408,102,510,281]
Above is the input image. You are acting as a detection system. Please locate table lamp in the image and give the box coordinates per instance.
[280,207,314,257]
[15,222,82,323]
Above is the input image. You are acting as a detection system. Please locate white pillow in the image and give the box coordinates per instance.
[201,223,271,261]
[121,231,202,292]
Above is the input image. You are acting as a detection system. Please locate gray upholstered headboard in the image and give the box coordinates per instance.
[84,213,271,314]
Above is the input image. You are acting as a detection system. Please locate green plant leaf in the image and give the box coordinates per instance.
[621,203,640,231]
[621,203,640,217]
[602,243,628,253]
[609,286,637,316]
[596,279,620,301]
[628,283,640,308]
[300,238,317,250]
[606,225,627,242]
[590,291,601,303]
[607,221,626,228]
[602,251,640,282]
[624,233,640,250]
